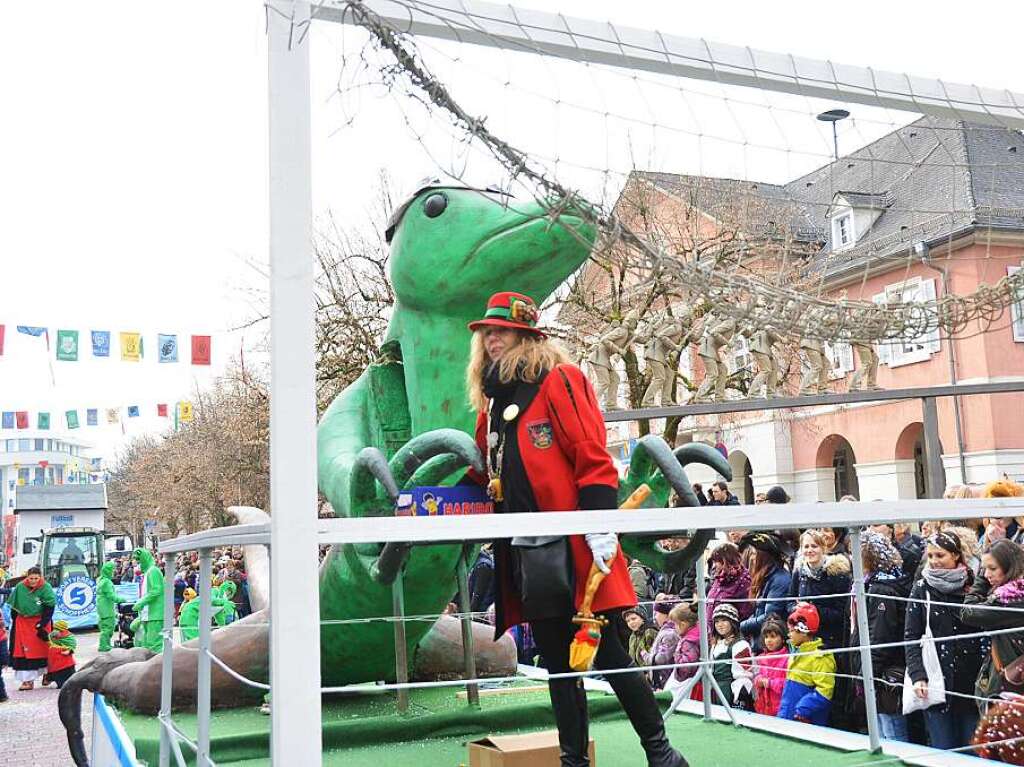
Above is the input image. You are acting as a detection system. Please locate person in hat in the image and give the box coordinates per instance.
[708,603,754,709]
[45,620,77,689]
[905,530,988,749]
[738,532,791,648]
[623,608,659,677]
[463,291,688,767]
[96,560,131,652]
[5,566,55,691]
[778,602,836,725]
[643,596,682,691]
[131,547,164,653]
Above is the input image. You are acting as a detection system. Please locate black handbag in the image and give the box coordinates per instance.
[875,666,905,715]
[510,535,576,621]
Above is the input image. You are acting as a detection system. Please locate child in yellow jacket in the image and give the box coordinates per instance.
[778,602,836,725]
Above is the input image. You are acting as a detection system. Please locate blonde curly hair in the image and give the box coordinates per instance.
[465,329,572,412]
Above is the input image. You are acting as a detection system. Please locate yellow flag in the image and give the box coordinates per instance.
[120,331,142,361]
[178,401,194,423]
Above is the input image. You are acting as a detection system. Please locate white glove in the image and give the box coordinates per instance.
[585,532,619,574]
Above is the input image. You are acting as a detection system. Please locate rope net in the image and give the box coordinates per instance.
[309,0,1024,354]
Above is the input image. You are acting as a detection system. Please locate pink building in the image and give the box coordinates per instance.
[615,118,1024,501]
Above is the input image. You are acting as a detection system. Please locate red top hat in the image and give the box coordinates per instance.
[468,291,545,337]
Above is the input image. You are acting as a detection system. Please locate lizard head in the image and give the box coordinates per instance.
[387,185,595,315]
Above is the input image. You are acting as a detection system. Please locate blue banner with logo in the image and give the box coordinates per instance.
[396,485,494,516]
[158,333,178,363]
[91,330,111,357]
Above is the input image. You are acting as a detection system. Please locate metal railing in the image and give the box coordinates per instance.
[155,495,1024,765]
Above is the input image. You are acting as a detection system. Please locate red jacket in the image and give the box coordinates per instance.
[468,364,635,635]
[47,645,76,674]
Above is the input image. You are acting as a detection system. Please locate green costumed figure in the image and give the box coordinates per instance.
[178,586,228,642]
[130,548,164,653]
[96,561,130,652]
[214,581,238,627]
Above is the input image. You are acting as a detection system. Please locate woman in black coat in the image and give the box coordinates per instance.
[904,531,989,751]
[851,530,915,742]
[788,529,852,650]
[961,539,1024,712]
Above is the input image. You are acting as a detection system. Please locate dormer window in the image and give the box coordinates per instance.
[831,210,855,251]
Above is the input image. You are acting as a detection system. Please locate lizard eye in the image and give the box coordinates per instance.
[423,193,448,218]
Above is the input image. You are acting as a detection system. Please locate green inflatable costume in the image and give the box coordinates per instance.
[214,581,237,627]
[131,548,164,653]
[178,588,229,642]
[96,561,129,652]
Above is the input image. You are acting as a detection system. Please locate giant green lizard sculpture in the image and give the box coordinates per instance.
[62,187,729,739]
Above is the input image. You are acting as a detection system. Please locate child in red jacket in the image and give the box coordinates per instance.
[45,620,77,689]
[753,616,788,716]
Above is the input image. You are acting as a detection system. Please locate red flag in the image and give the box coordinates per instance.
[191,335,211,365]
[15,411,29,429]
[0,324,5,355]
[157,403,168,417]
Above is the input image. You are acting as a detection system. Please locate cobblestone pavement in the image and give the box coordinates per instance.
[2,630,99,766]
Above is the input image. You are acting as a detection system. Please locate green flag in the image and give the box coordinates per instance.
[66,409,80,429]
[56,329,79,361]
[38,412,50,429]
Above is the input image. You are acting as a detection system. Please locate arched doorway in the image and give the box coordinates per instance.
[896,422,944,498]
[816,435,860,501]
[728,450,754,505]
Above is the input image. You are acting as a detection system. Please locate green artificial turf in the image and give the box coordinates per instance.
[117,685,887,767]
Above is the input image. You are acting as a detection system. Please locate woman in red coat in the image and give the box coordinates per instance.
[464,291,687,767]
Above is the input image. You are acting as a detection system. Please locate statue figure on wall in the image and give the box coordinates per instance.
[848,341,881,392]
[798,312,830,396]
[641,310,691,407]
[694,312,737,402]
[748,322,785,398]
[587,309,638,410]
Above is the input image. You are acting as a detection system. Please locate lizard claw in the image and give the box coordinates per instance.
[351,447,400,517]
[389,428,483,487]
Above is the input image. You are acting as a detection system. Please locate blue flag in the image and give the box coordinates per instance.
[158,334,178,363]
[1,412,13,429]
[91,330,111,357]
[127,405,140,418]
[16,326,46,336]
[86,409,98,426]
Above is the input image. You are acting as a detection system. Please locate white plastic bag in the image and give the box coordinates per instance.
[903,591,947,714]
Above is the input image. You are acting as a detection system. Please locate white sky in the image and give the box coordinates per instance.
[1,1,1022,462]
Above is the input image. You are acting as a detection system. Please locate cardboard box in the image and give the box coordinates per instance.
[467,730,596,766]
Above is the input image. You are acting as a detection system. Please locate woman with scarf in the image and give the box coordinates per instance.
[904,531,989,750]
[851,530,915,742]
[961,539,1024,712]
[788,529,852,650]
[705,542,753,634]
[463,291,688,767]
[4,566,55,691]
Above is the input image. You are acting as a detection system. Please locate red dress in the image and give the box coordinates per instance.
[11,614,51,669]
[467,363,636,635]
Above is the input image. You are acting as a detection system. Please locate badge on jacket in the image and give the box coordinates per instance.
[526,419,553,449]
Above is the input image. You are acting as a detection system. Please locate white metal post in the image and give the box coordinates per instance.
[695,554,712,722]
[849,528,882,752]
[158,560,176,767]
[197,548,213,767]
[267,1,322,764]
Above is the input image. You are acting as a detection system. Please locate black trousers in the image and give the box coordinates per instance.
[531,610,633,674]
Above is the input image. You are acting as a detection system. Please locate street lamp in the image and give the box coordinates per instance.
[817,108,850,161]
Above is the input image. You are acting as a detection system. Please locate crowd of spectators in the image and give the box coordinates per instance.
[465,477,1024,761]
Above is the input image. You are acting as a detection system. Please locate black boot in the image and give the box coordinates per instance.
[548,678,590,767]
[606,670,689,767]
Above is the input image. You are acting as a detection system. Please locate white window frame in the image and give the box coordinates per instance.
[831,208,856,252]
[729,334,753,374]
[873,277,941,367]
[1010,264,1024,343]
[825,341,855,380]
